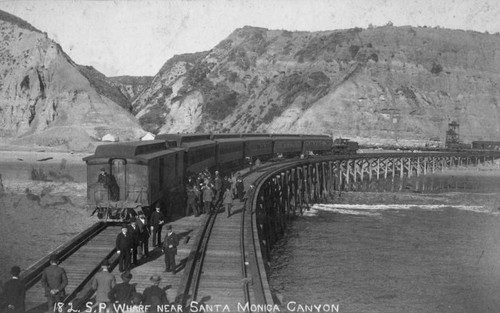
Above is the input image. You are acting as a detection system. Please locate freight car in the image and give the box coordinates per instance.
[84,133,357,220]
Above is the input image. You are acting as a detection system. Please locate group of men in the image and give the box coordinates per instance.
[185,170,247,218]
[92,264,169,308]
[116,207,178,274]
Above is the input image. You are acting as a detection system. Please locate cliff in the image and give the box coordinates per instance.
[0,10,146,151]
[133,25,500,145]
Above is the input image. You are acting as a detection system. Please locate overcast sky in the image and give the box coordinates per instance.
[1,0,499,77]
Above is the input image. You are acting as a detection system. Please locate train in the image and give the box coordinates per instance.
[83,133,358,220]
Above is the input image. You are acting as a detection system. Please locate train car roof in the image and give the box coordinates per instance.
[241,133,271,138]
[270,134,301,138]
[156,133,211,145]
[83,140,168,160]
[210,133,242,139]
[244,137,273,142]
[182,140,216,151]
[212,138,244,144]
[301,134,331,139]
[134,147,184,162]
[272,136,303,141]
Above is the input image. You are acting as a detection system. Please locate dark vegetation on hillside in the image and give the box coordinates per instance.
[77,65,132,111]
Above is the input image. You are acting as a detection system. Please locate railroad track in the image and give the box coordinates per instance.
[176,164,283,311]
[23,223,121,313]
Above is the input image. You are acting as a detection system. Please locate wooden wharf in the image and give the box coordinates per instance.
[22,151,500,313]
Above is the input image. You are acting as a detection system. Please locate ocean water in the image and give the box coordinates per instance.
[269,173,500,313]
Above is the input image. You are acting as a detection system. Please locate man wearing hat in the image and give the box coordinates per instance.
[162,225,179,273]
[108,272,136,305]
[150,205,165,247]
[91,260,115,307]
[41,255,68,312]
[128,218,141,266]
[1,266,25,313]
[116,224,133,272]
[136,211,150,259]
[142,275,169,307]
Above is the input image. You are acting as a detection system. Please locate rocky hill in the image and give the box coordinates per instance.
[108,75,153,104]
[0,10,146,151]
[134,25,500,145]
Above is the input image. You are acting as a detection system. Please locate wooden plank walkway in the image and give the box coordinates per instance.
[194,169,265,310]
[126,215,204,303]
[26,226,120,313]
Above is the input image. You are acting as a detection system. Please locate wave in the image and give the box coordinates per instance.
[308,203,496,216]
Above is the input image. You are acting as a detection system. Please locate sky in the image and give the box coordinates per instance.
[1,0,500,77]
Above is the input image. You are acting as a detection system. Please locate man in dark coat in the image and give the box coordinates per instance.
[116,224,133,272]
[2,266,25,313]
[127,219,140,266]
[142,275,169,308]
[186,186,198,216]
[108,272,136,305]
[136,212,150,259]
[41,255,68,312]
[150,205,165,247]
[162,225,179,273]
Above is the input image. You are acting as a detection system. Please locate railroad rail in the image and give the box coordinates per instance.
[22,223,121,312]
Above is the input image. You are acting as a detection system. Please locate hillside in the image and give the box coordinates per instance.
[108,75,153,103]
[133,25,500,145]
[0,10,146,151]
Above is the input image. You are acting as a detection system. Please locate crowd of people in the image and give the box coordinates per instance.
[185,168,246,218]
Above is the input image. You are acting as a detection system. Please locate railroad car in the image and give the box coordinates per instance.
[84,133,358,221]
[83,140,184,219]
[301,134,332,154]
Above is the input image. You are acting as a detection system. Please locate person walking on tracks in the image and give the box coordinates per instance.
[2,266,25,313]
[150,205,165,247]
[128,218,140,266]
[108,272,136,305]
[201,183,214,214]
[136,212,150,259]
[116,224,133,273]
[222,188,233,218]
[41,255,68,313]
[162,225,179,274]
[90,260,115,310]
[142,275,169,308]
[186,186,198,216]
[235,175,245,202]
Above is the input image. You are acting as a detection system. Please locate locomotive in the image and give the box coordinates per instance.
[83,133,357,220]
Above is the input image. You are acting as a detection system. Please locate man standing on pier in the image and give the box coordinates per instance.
[128,218,140,266]
[91,260,115,309]
[116,224,133,272]
[150,205,165,247]
[2,266,25,313]
[162,225,179,274]
[137,211,150,259]
[41,255,68,312]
